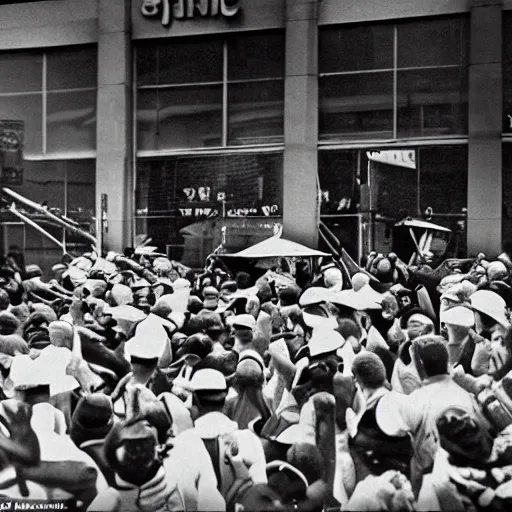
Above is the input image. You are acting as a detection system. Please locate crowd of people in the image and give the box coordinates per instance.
[0,244,512,511]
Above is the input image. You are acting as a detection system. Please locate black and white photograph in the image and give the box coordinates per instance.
[0,0,507,510]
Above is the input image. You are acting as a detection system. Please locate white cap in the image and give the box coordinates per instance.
[299,287,336,307]
[232,314,256,331]
[190,369,227,392]
[470,290,510,328]
[440,306,475,327]
[308,328,345,357]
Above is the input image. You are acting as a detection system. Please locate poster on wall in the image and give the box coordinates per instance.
[0,120,24,186]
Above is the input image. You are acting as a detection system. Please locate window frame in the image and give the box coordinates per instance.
[0,45,97,160]
[134,31,286,156]
[318,15,469,145]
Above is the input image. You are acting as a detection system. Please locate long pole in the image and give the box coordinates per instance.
[2,187,97,247]
[9,204,65,251]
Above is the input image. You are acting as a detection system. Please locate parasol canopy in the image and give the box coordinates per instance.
[221,236,329,259]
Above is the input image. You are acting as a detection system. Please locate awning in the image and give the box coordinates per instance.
[221,236,329,258]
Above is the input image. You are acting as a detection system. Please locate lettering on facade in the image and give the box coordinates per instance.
[141,0,241,27]
[508,114,512,129]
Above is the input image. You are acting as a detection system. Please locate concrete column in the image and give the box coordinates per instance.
[282,0,319,248]
[96,0,133,252]
[467,0,502,256]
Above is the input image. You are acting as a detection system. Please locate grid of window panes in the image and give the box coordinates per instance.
[503,12,512,133]
[0,45,97,157]
[136,31,285,151]
[318,16,469,141]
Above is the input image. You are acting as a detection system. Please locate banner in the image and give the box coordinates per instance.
[0,120,24,186]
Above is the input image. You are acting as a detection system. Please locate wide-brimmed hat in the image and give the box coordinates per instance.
[308,328,344,357]
[299,287,336,307]
[440,306,475,328]
[470,290,511,328]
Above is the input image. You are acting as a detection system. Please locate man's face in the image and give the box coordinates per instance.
[407,314,433,341]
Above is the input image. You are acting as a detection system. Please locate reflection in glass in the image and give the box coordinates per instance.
[419,146,467,215]
[46,46,97,90]
[397,68,467,137]
[228,80,284,145]
[319,73,393,140]
[319,24,394,73]
[138,39,223,86]
[47,90,97,154]
[0,52,42,93]
[137,87,223,150]
[397,16,468,69]
[0,94,42,156]
[228,32,285,80]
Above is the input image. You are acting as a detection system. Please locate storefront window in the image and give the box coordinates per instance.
[136,31,285,150]
[0,45,97,158]
[319,145,467,258]
[503,12,512,133]
[503,144,512,245]
[136,152,283,264]
[319,16,468,141]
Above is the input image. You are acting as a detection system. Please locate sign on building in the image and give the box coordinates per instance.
[141,0,241,27]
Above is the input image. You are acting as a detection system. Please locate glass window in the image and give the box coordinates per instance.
[0,45,97,157]
[503,144,512,244]
[136,31,285,150]
[228,80,284,145]
[397,68,468,137]
[228,32,285,80]
[419,146,467,215]
[319,73,393,141]
[137,86,223,151]
[47,46,97,90]
[397,17,468,68]
[319,16,469,141]
[319,24,394,73]
[137,39,223,86]
[0,95,42,157]
[136,153,283,264]
[503,13,512,133]
[0,52,42,93]
[319,146,468,259]
[46,90,97,154]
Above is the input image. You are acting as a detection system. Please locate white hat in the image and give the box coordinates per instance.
[232,314,256,331]
[333,285,382,311]
[10,355,51,390]
[125,323,167,360]
[470,290,510,328]
[173,278,191,291]
[158,292,189,314]
[440,306,475,327]
[308,328,344,357]
[299,287,336,307]
[190,369,227,392]
[302,311,338,330]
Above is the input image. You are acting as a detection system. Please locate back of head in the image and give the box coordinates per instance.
[352,352,386,390]
[411,334,449,379]
[0,289,10,311]
[49,320,74,349]
[236,271,252,290]
[0,311,20,336]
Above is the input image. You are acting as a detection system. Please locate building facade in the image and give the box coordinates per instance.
[0,0,508,269]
